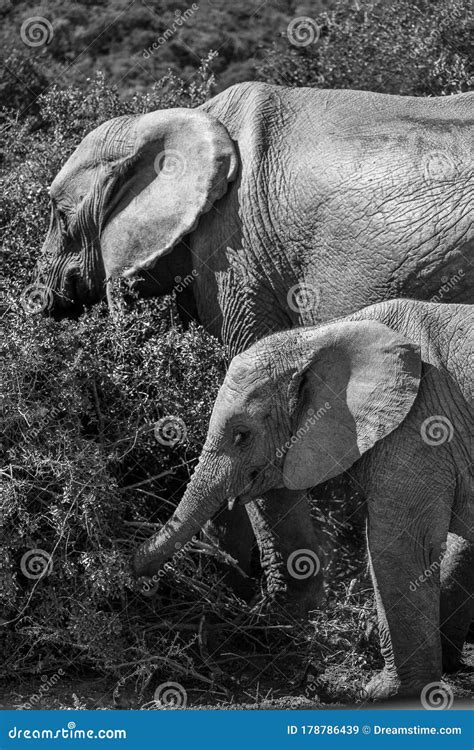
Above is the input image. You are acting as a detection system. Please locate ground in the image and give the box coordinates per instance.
[1,645,472,711]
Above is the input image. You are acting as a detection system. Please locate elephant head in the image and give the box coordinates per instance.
[134,318,421,578]
[36,109,238,315]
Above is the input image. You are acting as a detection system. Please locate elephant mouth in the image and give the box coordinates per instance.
[227,495,254,511]
[227,469,272,510]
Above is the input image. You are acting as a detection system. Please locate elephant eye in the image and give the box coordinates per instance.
[233,429,251,447]
[55,205,76,236]
[55,208,68,233]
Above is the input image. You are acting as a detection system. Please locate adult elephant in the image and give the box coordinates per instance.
[35,82,474,612]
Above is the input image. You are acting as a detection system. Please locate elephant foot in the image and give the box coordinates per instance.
[364,670,448,702]
[363,670,401,701]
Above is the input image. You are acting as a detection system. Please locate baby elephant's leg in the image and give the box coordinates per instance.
[440,533,474,672]
[360,439,453,699]
[365,508,446,699]
[365,539,442,698]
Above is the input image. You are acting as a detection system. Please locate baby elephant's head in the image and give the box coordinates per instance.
[134,319,421,577]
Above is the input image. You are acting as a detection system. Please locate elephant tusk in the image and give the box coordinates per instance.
[227,497,237,511]
[228,495,255,510]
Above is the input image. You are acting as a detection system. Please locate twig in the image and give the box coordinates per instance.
[194,541,250,578]
[91,379,105,437]
[113,656,213,685]
[144,622,298,631]
[119,468,181,492]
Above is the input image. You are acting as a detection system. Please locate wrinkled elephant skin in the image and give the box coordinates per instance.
[35,82,474,608]
[135,299,473,699]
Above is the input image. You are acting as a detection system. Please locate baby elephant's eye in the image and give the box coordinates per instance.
[233,430,251,447]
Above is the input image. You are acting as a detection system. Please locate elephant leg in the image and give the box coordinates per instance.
[365,511,444,699]
[203,504,256,599]
[246,488,324,618]
[440,532,474,672]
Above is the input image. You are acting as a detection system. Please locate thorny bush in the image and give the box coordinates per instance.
[4,1,472,701]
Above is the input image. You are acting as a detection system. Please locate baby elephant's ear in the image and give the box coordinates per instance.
[282,320,421,490]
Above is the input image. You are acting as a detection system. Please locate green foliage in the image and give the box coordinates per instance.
[1,64,224,685]
[258,0,473,95]
[1,284,368,696]
[1,67,369,699]
[0,48,49,123]
[1,0,471,109]
[0,0,325,96]
[1,291,229,677]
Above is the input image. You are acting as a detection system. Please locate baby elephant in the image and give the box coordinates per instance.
[135,299,473,700]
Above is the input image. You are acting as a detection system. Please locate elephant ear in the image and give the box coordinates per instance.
[101,108,238,276]
[282,320,421,490]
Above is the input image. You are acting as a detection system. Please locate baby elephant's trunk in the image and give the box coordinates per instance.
[133,456,226,578]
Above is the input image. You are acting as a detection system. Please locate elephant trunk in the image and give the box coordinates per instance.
[133,454,227,578]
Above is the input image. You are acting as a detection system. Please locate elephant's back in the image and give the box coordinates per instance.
[350,299,474,404]
[201,82,474,138]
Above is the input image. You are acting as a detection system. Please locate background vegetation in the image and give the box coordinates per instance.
[1,0,472,708]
